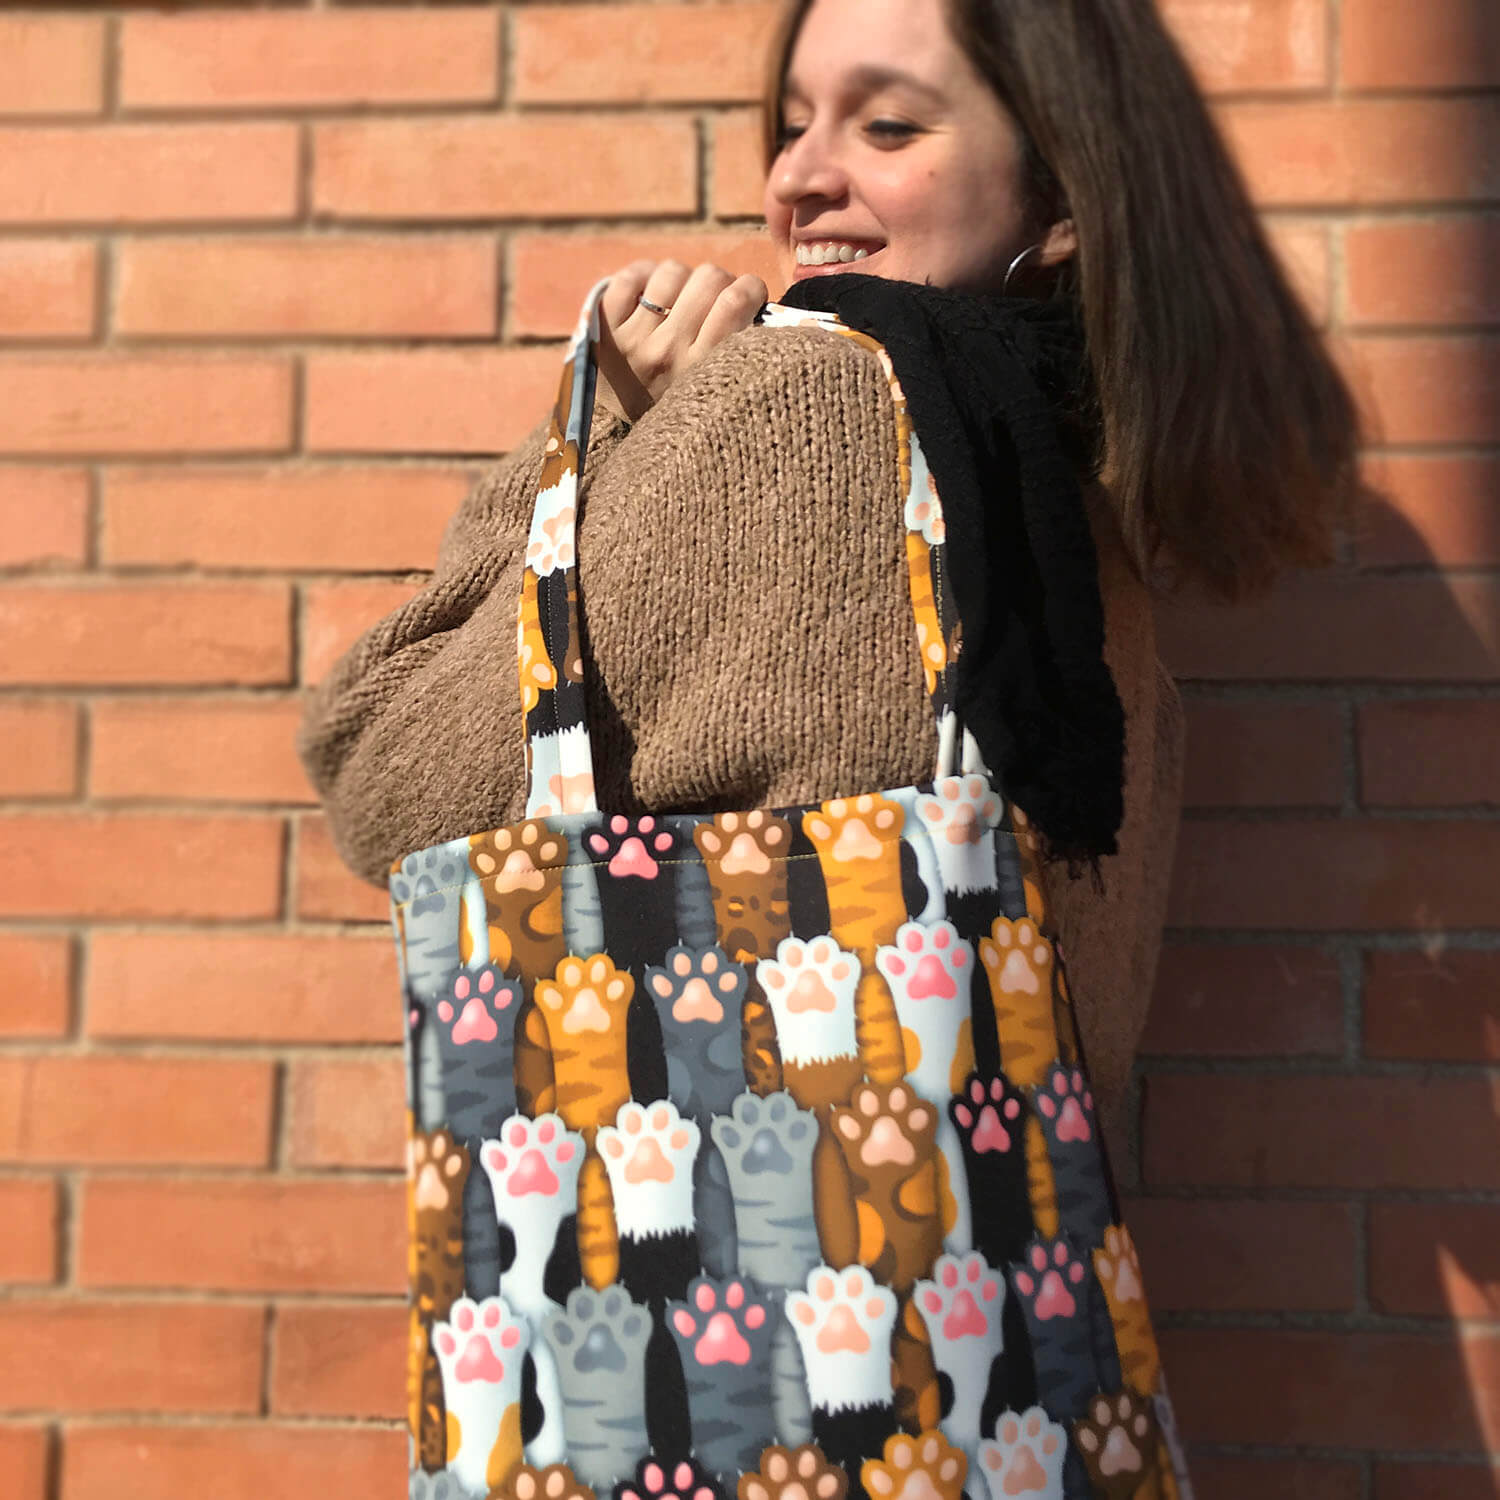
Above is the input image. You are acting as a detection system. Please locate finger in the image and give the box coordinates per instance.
[631,259,693,326]
[691,274,769,354]
[597,260,657,340]
[663,263,737,341]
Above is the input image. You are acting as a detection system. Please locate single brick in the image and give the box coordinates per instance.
[1342,0,1500,90]
[88,932,399,1045]
[302,345,564,456]
[286,1055,405,1171]
[77,1177,404,1294]
[0,468,90,568]
[0,934,72,1039]
[0,123,298,226]
[314,114,696,221]
[0,1178,59,1285]
[1164,0,1328,93]
[1345,335,1500,446]
[1159,1327,1500,1450]
[1219,98,1500,207]
[1346,218,1500,328]
[0,813,283,921]
[1168,818,1500,930]
[1181,699,1344,807]
[1359,700,1500,808]
[0,1301,263,1414]
[0,355,292,457]
[1374,1463,1500,1500]
[1364,949,1500,1063]
[1158,574,1500,681]
[1370,1201,1500,1319]
[104,463,468,572]
[0,1425,48,1500]
[1127,1196,1357,1311]
[1358,454,1500,567]
[270,1302,405,1418]
[514,3,776,104]
[0,465,90,564]
[120,8,498,110]
[0,583,292,687]
[90,697,312,805]
[1144,1073,1500,1190]
[0,16,104,116]
[115,235,498,340]
[1140,944,1344,1057]
[1186,1457,1360,1500]
[60,1424,405,1500]
[0,701,79,798]
[0,1055,274,1167]
[0,241,95,340]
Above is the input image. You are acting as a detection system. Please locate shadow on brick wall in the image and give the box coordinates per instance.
[1139,471,1500,1484]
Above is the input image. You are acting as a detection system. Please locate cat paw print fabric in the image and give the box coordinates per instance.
[388,280,1186,1498]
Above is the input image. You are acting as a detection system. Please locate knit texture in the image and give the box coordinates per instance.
[296,321,1183,1147]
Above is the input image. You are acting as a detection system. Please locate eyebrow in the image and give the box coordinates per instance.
[781,63,949,108]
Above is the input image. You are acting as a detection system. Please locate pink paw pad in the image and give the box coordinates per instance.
[878,920,973,1004]
[590,815,675,879]
[952,1075,1023,1154]
[671,1277,768,1367]
[621,1458,716,1500]
[1035,1068,1094,1144]
[435,965,516,1046]
[1014,1240,1086,1321]
[919,1252,1003,1343]
[481,1113,581,1201]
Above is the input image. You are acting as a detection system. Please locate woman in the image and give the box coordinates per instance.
[300,0,1357,1493]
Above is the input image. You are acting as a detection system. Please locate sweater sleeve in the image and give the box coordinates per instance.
[296,406,631,886]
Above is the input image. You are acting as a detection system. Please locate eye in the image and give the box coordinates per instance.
[777,122,808,148]
[867,119,917,141]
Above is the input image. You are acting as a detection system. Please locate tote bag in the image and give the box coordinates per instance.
[392,279,1193,1500]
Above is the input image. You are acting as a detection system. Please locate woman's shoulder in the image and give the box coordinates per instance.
[636,314,898,438]
[581,314,905,548]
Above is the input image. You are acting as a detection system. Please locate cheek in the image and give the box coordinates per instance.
[762,180,791,237]
[847,166,928,243]
[762,198,795,287]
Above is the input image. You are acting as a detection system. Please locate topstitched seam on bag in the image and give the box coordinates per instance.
[394,848,828,906]
[391,830,1021,909]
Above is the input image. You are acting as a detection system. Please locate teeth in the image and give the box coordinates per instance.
[795,242,875,265]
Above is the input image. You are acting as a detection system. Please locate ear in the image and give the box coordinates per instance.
[1039,216,1078,266]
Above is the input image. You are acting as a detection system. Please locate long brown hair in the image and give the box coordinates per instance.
[761,0,1361,601]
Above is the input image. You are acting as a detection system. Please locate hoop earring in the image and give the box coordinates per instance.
[1003,243,1044,296]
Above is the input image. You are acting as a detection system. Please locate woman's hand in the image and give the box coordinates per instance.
[593,260,769,424]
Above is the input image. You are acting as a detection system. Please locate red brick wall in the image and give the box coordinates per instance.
[0,2,1495,1496]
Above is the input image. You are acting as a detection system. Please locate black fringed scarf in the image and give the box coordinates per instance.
[776,273,1125,865]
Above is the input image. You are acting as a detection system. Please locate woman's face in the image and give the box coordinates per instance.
[764,0,1062,294]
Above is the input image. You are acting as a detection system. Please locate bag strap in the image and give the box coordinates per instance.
[517,278,977,818]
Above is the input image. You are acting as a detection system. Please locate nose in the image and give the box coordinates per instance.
[767,123,849,208]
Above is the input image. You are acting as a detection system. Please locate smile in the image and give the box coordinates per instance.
[794,240,885,266]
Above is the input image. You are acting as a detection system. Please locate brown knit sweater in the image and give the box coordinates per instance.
[298,321,1184,1154]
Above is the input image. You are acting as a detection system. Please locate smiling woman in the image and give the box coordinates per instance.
[298,1,1360,1495]
[766,19,1073,294]
[762,0,1360,597]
